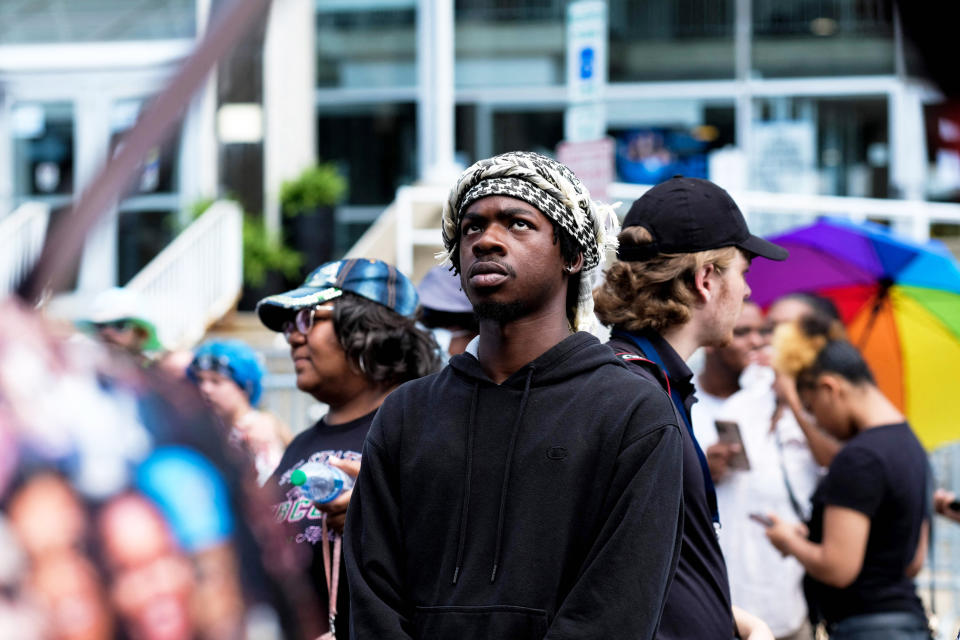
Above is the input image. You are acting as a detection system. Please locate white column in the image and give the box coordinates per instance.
[890,83,930,240]
[0,95,13,217]
[733,0,752,192]
[417,0,456,184]
[263,0,317,237]
[76,91,117,291]
[890,7,931,242]
[180,0,219,224]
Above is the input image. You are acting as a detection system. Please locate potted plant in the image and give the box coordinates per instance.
[279,162,347,281]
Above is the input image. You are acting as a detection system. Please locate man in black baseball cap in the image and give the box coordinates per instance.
[614,176,787,262]
[594,176,787,640]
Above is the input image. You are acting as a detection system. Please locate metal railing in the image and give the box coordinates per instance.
[0,202,50,297]
[393,182,960,276]
[126,199,242,349]
[606,183,960,243]
[393,184,450,277]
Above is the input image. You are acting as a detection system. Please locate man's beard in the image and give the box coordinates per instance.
[473,300,528,323]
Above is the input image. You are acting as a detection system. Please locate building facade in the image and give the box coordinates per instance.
[315,0,955,249]
[2,0,957,287]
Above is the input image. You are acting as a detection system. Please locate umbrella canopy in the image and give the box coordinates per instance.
[747,216,960,450]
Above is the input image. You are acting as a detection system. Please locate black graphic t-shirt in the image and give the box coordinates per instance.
[266,410,376,637]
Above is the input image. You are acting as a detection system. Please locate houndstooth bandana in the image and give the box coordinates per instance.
[439,151,619,332]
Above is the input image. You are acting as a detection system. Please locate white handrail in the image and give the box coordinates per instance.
[393,184,450,276]
[0,202,50,297]
[606,183,960,242]
[390,183,960,278]
[126,200,243,348]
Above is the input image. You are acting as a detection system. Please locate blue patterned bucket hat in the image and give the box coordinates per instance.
[256,258,418,332]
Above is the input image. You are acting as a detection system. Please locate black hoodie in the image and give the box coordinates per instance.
[344,332,684,640]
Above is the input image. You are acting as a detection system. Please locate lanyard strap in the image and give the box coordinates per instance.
[613,330,720,526]
[320,515,341,639]
[770,404,809,522]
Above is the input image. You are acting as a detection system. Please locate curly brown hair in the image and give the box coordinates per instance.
[593,227,739,333]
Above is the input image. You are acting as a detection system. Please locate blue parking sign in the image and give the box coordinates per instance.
[580,47,594,80]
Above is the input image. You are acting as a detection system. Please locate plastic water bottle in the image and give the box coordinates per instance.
[290,461,354,504]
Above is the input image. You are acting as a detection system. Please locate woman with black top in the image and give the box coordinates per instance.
[763,316,931,640]
[256,258,441,639]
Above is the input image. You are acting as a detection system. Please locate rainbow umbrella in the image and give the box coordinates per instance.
[747,216,960,450]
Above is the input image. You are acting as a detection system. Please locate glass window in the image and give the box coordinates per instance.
[11,102,74,208]
[109,100,181,200]
[492,109,564,157]
[317,102,417,206]
[455,104,478,166]
[117,209,177,285]
[111,99,183,284]
[0,0,195,44]
[752,0,894,77]
[609,0,735,82]
[455,0,565,88]
[316,1,417,88]
[750,96,889,198]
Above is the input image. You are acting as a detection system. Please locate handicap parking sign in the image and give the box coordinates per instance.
[579,47,594,80]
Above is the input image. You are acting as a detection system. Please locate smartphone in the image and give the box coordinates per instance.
[749,512,774,527]
[949,499,960,512]
[714,420,750,471]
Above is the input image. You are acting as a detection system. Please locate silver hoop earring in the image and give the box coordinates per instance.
[358,354,367,374]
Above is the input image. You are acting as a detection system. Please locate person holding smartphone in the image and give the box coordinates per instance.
[691,301,822,640]
[763,316,931,640]
[933,489,960,524]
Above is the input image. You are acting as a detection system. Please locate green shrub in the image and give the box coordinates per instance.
[242,215,303,288]
[280,163,347,217]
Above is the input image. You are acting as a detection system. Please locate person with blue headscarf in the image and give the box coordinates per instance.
[188,339,292,485]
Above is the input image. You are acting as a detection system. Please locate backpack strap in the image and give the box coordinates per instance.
[614,351,672,396]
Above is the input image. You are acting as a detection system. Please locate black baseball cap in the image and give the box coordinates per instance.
[617,176,788,262]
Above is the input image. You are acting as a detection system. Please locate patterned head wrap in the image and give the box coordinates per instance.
[439,151,620,332]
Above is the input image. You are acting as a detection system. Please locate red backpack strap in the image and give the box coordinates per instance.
[613,352,672,396]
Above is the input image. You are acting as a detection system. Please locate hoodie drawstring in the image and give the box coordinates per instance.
[490,365,535,583]
[452,380,480,585]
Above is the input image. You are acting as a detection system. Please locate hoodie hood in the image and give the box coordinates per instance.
[448,331,620,388]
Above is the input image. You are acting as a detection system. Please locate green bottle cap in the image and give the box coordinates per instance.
[290,469,307,486]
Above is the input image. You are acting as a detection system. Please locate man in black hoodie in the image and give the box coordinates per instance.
[344,152,684,640]
[594,177,789,640]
